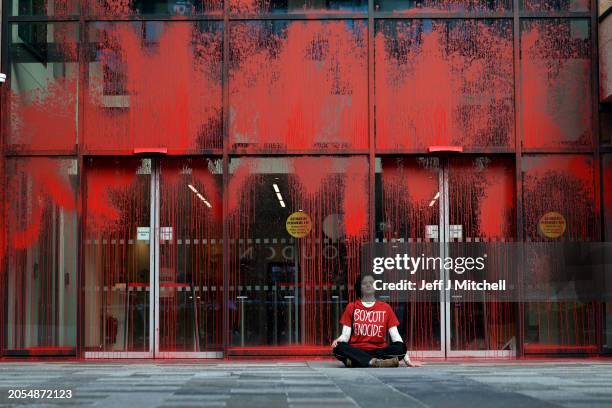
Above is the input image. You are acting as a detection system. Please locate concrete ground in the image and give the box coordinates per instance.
[0,360,611,408]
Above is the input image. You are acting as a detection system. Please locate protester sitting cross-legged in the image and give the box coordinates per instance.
[332,274,423,368]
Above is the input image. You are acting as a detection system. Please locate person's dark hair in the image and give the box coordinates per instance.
[354,274,375,299]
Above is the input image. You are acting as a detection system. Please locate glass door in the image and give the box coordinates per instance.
[84,158,153,357]
[83,157,223,358]
[376,157,444,358]
[376,156,516,358]
[156,158,223,357]
[444,156,516,357]
[227,157,368,354]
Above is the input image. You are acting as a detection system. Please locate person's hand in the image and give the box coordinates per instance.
[403,357,423,367]
[331,338,339,348]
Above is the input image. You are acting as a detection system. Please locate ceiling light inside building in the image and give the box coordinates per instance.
[273,184,286,208]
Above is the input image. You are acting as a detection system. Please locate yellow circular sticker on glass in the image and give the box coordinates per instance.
[286,212,312,238]
[538,211,566,239]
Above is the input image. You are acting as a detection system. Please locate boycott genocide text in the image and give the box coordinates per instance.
[352,309,387,338]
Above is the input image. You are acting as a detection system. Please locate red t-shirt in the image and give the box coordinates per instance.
[340,300,400,351]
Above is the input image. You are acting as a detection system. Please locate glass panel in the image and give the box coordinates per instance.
[229,0,366,13]
[5,158,78,353]
[8,23,79,151]
[521,19,591,149]
[84,158,151,352]
[229,21,368,151]
[605,155,612,242]
[522,155,598,352]
[375,157,442,353]
[447,156,516,352]
[448,157,515,241]
[521,0,589,12]
[603,155,612,351]
[88,0,222,17]
[601,111,612,145]
[374,0,511,13]
[9,0,80,16]
[228,157,369,348]
[523,155,595,241]
[158,158,223,352]
[85,21,223,152]
[375,20,514,150]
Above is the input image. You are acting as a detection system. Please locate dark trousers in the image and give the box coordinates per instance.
[333,341,407,368]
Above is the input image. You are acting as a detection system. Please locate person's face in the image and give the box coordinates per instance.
[361,275,375,297]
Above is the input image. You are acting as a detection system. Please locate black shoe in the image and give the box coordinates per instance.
[370,357,399,368]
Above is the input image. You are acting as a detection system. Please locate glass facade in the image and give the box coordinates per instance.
[0,0,607,358]
[375,19,514,150]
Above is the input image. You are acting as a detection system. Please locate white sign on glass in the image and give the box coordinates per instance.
[137,227,150,241]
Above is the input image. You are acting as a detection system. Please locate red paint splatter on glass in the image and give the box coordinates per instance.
[293,157,334,196]
[229,21,367,151]
[228,157,368,348]
[8,80,78,151]
[522,155,598,350]
[158,159,223,351]
[83,158,152,352]
[342,159,368,238]
[375,20,513,150]
[8,23,79,151]
[374,0,510,13]
[230,0,366,13]
[378,157,441,353]
[604,157,612,228]
[90,0,222,16]
[520,0,589,12]
[521,20,591,149]
[85,22,222,152]
[8,159,76,249]
[15,0,80,15]
[5,158,78,351]
[86,160,142,230]
[449,157,515,240]
[523,155,595,240]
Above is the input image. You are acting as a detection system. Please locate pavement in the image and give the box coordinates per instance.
[0,359,611,408]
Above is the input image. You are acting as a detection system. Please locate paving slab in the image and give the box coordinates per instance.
[0,360,611,407]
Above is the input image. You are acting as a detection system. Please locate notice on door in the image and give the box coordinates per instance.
[137,227,150,241]
[538,211,566,239]
[286,211,312,238]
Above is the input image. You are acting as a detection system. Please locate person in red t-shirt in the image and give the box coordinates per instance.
[332,274,423,368]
